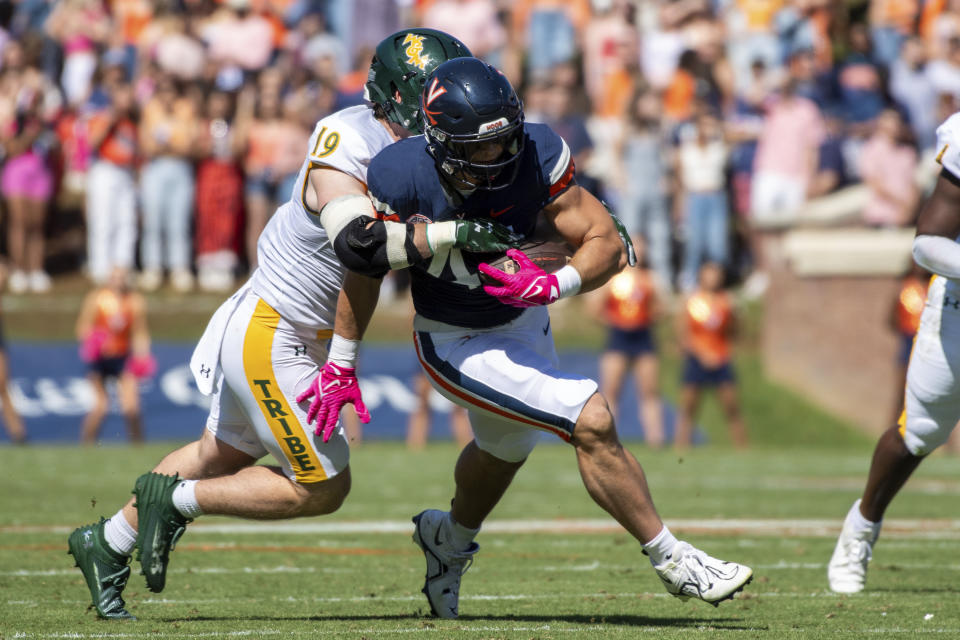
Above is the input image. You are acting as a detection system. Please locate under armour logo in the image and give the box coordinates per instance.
[294,344,307,356]
[199,364,211,378]
[946,295,960,310]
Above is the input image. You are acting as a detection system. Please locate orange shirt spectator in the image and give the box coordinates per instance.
[604,268,656,331]
[736,0,784,31]
[139,93,196,159]
[88,111,137,167]
[88,286,136,358]
[684,287,734,367]
[111,0,153,47]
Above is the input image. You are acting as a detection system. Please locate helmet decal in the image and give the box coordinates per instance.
[403,33,430,70]
[423,77,448,125]
[479,118,508,134]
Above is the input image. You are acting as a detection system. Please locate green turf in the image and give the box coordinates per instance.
[2,442,959,638]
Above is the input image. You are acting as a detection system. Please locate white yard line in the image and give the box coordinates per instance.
[4,518,960,538]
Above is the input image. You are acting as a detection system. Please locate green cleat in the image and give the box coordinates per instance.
[133,472,192,593]
[67,519,135,620]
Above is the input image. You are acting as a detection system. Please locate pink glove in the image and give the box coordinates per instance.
[79,329,108,363]
[296,361,370,442]
[478,249,560,308]
[126,354,157,379]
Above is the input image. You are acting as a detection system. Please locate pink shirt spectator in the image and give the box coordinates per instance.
[421,0,506,59]
[753,95,825,181]
[203,11,273,71]
[859,135,918,227]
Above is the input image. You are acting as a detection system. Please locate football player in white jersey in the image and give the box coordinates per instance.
[66,29,522,620]
[829,112,960,593]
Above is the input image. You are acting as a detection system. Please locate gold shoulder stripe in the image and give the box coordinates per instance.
[937,144,949,164]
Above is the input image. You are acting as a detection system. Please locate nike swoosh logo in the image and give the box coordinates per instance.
[434,527,443,547]
[542,321,550,335]
[490,205,514,218]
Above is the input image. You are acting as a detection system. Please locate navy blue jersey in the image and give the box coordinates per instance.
[368,122,575,328]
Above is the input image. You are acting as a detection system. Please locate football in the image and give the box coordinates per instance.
[478,239,575,285]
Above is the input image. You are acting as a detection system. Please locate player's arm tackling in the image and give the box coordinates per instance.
[309,167,519,276]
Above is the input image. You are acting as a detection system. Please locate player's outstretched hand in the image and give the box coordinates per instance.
[453,219,523,253]
[479,249,560,308]
[296,362,370,442]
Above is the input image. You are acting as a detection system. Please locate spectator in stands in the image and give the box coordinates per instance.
[888,262,929,427]
[726,0,784,96]
[747,77,824,296]
[138,75,198,292]
[675,109,730,292]
[619,86,672,290]
[592,247,665,449]
[859,108,919,228]
[420,0,507,66]
[926,34,960,99]
[239,79,309,270]
[890,36,938,151]
[85,80,138,285]
[513,0,591,76]
[0,262,27,444]
[201,0,274,73]
[869,0,919,69]
[838,22,886,132]
[582,0,638,113]
[195,87,244,292]
[808,108,849,198]
[142,10,207,82]
[76,266,152,444]
[44,0,110,106]
[0,43,57,293]
[674,261,749,450]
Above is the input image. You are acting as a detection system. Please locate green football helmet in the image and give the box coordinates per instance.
[365,28,471,134]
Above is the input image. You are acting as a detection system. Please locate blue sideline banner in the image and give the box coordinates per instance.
[2,342,678,443]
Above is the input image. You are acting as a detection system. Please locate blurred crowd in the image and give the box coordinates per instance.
[0,0,951,296]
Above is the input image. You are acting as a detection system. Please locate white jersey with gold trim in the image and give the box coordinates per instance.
[250,105,395,330]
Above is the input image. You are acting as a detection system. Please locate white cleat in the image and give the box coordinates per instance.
[828,524,874,593]
[654,541,753,606]
[411,509,478,619]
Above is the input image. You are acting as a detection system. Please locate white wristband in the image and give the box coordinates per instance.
[425,221,457,253]
[328,333,359,368]
[554,265,582,299]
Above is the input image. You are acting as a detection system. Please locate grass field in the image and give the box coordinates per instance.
[2,442,959,639]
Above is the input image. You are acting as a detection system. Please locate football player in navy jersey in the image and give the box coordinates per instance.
[305,58,753,618]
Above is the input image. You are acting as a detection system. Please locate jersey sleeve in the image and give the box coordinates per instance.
[305,116,373,184]
[367,144,420,223]
[531,123,576,202]
[935,112,960,180]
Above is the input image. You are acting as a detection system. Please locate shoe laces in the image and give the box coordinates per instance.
[440,542,479,575]
[102,563,131,591]
[677,545,716,592]
[845,538,872,567]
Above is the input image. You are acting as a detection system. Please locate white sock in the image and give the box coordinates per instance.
[445,512,480,551]
[103,509,137,556]
[171,480,204,519]
[643,525,679,566]
[847,499,881,540]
